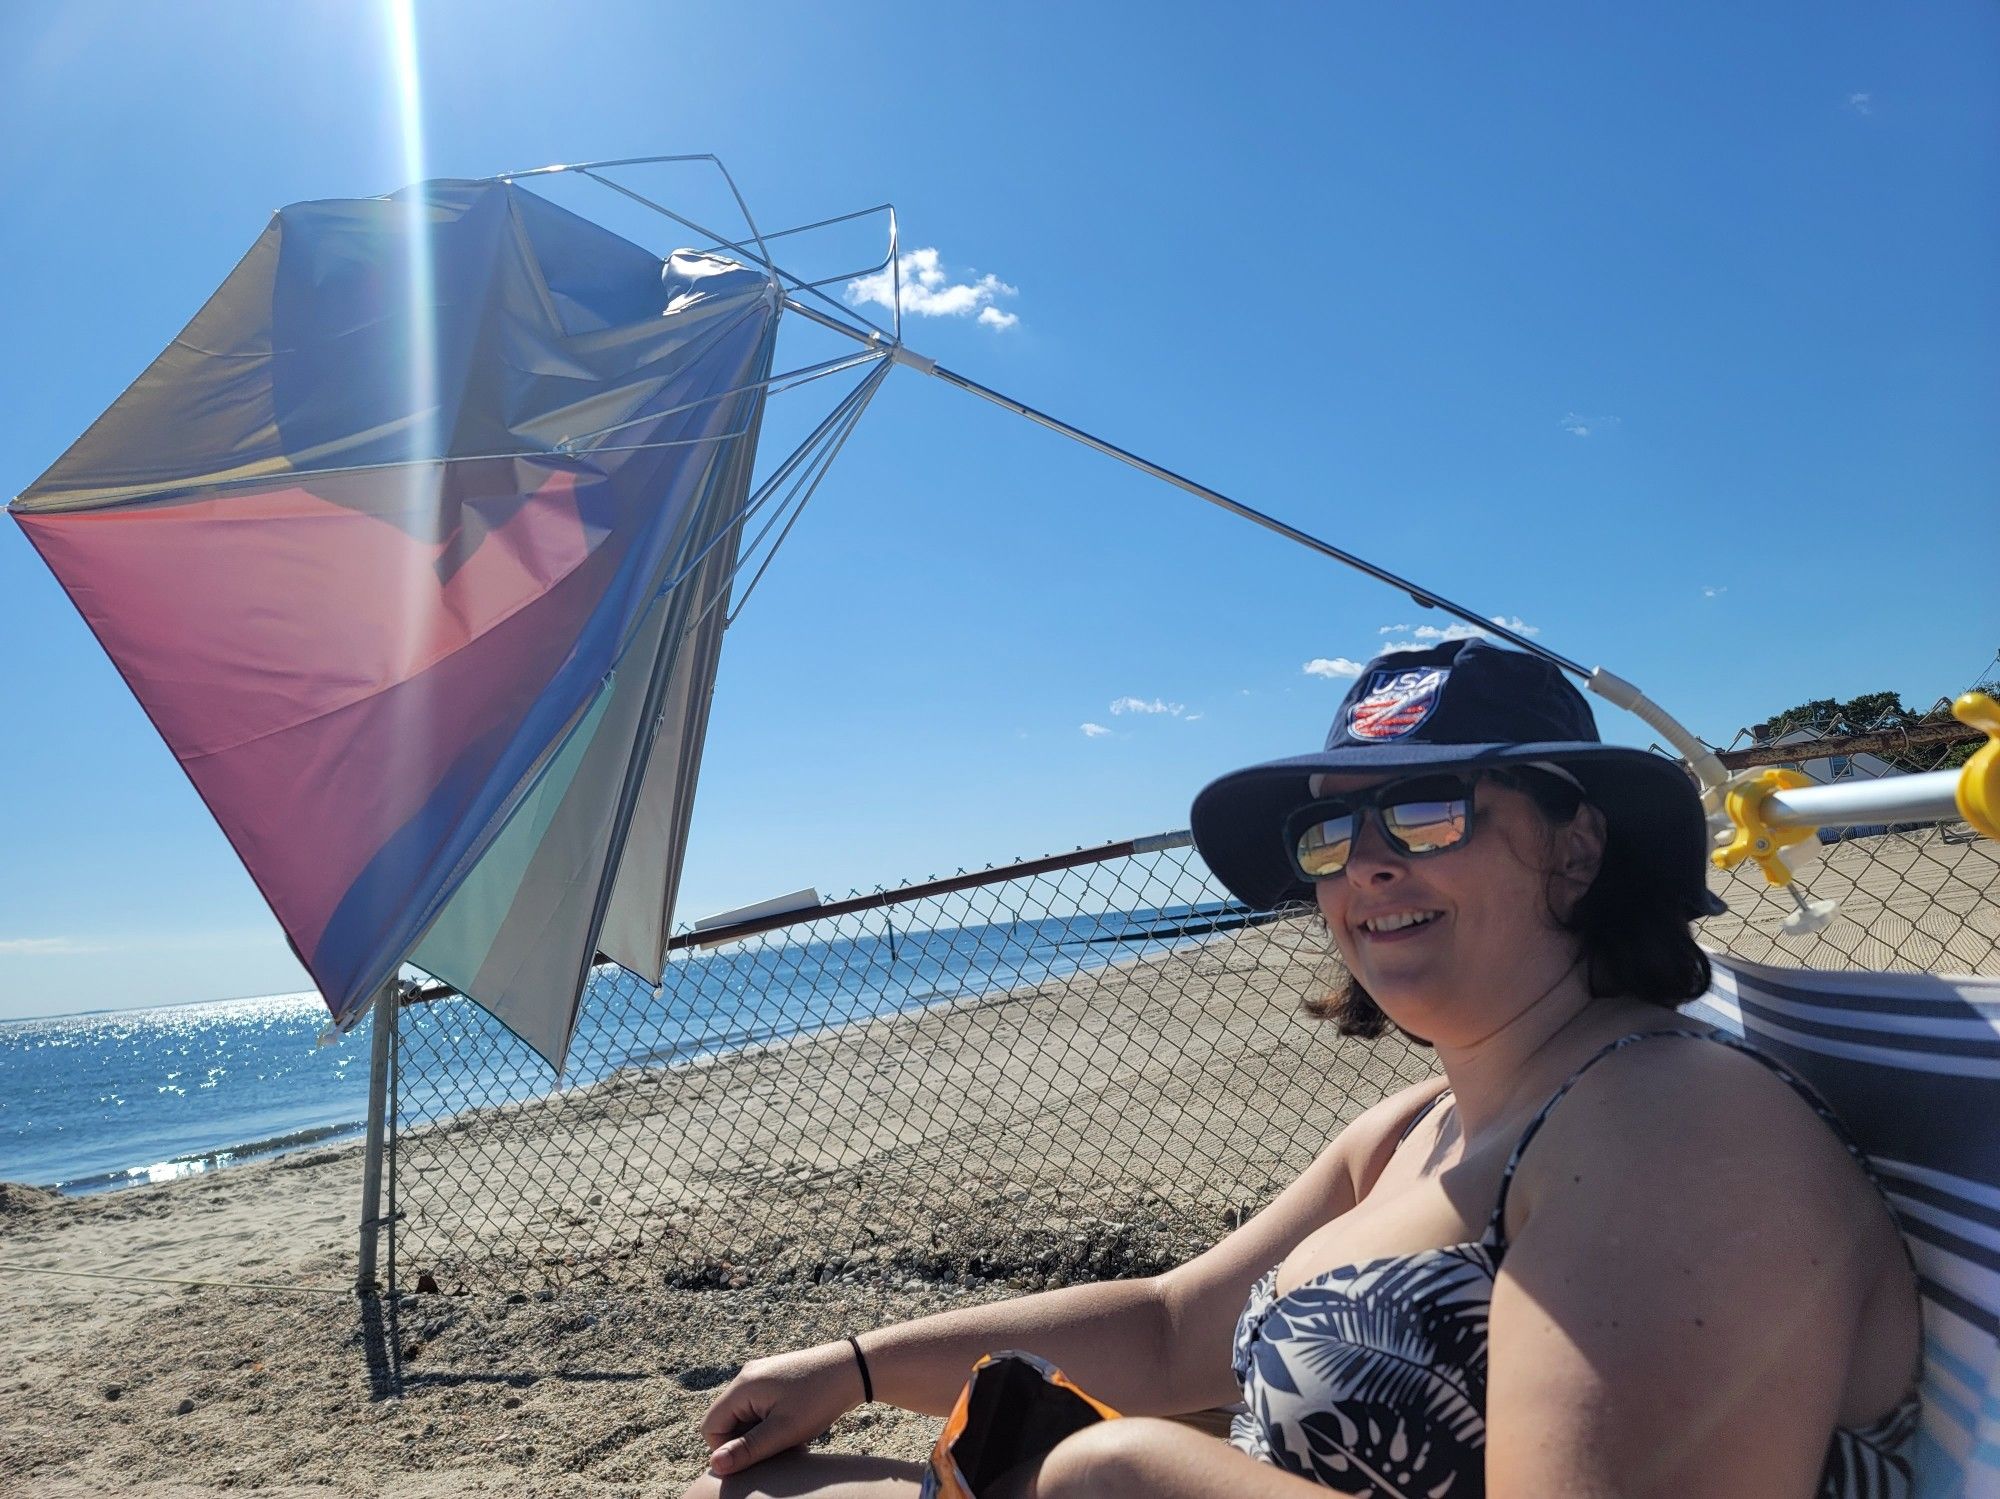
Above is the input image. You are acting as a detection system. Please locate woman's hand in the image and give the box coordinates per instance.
[699,1340,869,1476]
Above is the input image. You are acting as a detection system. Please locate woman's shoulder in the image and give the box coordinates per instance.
[1483,1026,1920,1491]
[1506,1025,1889,1239]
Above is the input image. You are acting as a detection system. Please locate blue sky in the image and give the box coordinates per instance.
[2,1,1995,1020]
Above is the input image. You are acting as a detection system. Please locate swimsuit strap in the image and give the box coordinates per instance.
[1397,1083,1454,1144]
[1658,1029,1928,1396]
[1481,1024,1926,1393]
[1483,1026,1745,1247]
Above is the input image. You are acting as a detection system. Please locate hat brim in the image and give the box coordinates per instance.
[1190,742,1715,915]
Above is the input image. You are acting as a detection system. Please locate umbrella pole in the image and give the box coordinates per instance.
[782,297,1731,803]
[356,980,398,1296]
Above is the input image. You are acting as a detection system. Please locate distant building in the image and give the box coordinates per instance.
[1756,728,1899,786]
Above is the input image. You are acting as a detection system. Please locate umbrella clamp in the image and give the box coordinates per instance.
[1713,767,1819,888]
[1954,692,2000,841]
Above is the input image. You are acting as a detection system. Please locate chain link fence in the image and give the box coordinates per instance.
[1705,713,1998,974]
[389,836,1438,1296]
[385,720,1996,1299]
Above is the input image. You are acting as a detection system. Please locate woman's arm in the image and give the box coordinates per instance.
[1484,1039,1882,1497]
[702,1077,1448,1475]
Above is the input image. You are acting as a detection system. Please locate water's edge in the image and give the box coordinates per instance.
[21,903,1261,1197]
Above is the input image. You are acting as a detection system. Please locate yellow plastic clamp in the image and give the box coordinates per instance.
[1712,767,1819,887]
[1954,691,2000,842]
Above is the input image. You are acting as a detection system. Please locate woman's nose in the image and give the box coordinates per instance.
[1343,812,1405,882]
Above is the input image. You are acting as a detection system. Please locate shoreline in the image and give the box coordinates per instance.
[49,1116,370,1197]
[25,911,1222,1199]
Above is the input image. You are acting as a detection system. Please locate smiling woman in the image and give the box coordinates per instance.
[677,637,1923,1499]
[1295,763,1712,1043]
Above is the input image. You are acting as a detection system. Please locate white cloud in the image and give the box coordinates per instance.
[1110,695,1184,716]
[1409,623,1487,647]
[0,936,105,956]
[1560,412,1622,439]
[1376,614,1541,652]
[1186,712,1204,722]
[1846,91,1873,115]
[848,247,1020,328]
[1703,585,1728,599]
[1080,722,1111,738]
[1303,657,1365,679]
[1378,623,1410,635]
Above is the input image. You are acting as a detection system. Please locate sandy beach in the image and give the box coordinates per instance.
[5,828,1994,1497]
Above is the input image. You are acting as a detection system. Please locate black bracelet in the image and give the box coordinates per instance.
[846,1335,874,1404]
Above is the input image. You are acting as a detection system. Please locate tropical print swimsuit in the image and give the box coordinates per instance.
[1228,1028,1921,1498]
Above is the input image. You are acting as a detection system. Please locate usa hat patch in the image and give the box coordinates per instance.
[1346,665,1449,742]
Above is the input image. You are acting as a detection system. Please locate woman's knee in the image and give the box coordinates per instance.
[674,1451,923,1499]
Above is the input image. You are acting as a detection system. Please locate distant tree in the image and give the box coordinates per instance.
[1756,690,1914,742]
[1755,667,2000,773]
[1940,674,2000,771]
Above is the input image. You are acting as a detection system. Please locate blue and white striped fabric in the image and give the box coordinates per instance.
[1690,954,2000,1498]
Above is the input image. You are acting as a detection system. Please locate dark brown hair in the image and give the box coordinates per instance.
[1304,767,1712,1040]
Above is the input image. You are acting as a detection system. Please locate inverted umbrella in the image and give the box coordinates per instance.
[11,178,782,1068]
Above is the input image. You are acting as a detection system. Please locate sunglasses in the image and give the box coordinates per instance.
[1283,773,1479,882]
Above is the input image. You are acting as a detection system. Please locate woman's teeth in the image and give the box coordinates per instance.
[1361,911,1440,934]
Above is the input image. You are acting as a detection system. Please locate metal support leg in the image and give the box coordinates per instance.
[356,980,398,1296]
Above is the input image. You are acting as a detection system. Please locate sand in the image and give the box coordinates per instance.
[4,825,1993,1497]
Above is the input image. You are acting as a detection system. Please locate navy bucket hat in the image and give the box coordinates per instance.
[1190,637,1713,914]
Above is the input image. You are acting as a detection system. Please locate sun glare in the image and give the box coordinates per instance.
[388,0,438,467]
[385,0,441,906]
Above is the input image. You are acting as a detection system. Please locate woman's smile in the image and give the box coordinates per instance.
[1352,907,1446,942]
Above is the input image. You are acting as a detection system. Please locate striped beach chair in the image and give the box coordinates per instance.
[1690,954,2000,1496]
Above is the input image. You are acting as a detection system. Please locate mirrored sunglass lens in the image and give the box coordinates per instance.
[1295,815,1357,877]
[1382,796,1469,854]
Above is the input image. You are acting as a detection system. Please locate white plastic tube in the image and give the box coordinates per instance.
[1585,668,1732,806]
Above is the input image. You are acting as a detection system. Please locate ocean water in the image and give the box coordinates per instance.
[0,904,1242,1194]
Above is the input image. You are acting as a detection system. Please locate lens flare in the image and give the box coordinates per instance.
[385,0,439,959]
[387,0,436,467]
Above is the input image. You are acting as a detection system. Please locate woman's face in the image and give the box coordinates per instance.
[1309,772,1602,1044]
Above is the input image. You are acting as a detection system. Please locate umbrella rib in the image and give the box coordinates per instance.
[571,167,899,344]
[725,360,891,626]
[611,357,888,649]
[565,348,887,447]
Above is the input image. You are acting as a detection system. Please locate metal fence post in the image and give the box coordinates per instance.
[356,979,398,1296]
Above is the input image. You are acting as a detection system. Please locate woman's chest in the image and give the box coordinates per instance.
[1272,1139,1513,1297]
[1231,1244,1499,1495]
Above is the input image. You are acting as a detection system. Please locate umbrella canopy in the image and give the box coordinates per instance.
[11,178,779,1067]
